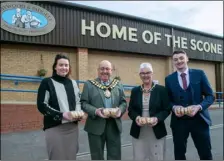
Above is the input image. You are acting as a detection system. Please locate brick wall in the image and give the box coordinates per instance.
[1,44,219,133]
[1,44,171,103]
[1,99,130,133]
[1,44,77,102]
[88,50,168,86]
[1,104,43,133]
[188,60,216,92]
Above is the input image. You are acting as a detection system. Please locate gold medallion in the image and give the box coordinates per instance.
[89,78,119,98]
[104,89,111,98]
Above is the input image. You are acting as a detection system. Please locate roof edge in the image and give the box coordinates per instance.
[43,1,223,39]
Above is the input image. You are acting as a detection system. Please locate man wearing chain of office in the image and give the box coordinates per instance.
[81,60,127,160]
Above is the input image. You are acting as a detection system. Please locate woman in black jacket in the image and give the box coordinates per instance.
[37,54,83,160]
[128,62,171,160]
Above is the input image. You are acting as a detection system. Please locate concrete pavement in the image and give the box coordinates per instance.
[1,109,223,160]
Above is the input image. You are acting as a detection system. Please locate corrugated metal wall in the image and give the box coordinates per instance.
[173,29,223,62]
[1,1,223,62]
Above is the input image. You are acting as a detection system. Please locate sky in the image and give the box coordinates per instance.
[68,1,223,37]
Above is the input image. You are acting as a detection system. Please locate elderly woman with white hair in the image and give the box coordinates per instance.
[128,62,171,160]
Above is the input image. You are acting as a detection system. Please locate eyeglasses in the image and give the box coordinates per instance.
[99,67,111,71]
[140,72,152,76]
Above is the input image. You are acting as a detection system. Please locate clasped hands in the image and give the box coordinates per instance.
[63,111,85,121]
[95,107,121,118]
[135,116,158,127]
[174,105,201,117]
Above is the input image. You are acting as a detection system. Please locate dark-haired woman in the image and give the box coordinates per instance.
[37,53,82,160]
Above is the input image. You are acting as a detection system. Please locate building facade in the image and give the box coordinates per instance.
[1,1,223,132]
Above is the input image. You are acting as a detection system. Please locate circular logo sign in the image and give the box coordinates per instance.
[1,2,56,36]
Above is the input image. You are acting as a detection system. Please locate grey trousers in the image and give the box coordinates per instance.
[88,119,121,160]
[45,122,79,160]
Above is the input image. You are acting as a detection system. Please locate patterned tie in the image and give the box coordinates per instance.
[180,73,187,90]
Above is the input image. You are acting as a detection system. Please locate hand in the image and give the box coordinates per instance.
[73,117,82,122]
[63,112,73,121]
[148,117,158,127]
[74,115,85,121]
[111,107,121,118]
[187,105,201,117]
[95,108,109,118]
[76,118,83,121]
[174,106,185,117]
[135,116,144,127]
[70,110,86,121]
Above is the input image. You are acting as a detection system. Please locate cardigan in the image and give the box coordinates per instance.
[37,74,81,130]
[128,84,171,139]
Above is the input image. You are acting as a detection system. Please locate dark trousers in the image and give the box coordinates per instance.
[88,119,121,160]
[171,115,212,160]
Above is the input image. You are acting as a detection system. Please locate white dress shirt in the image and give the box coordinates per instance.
[177,67,189,89]
[174,67,202,111]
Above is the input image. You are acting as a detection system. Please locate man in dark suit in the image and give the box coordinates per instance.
[165,50,215,160]
[81,60,127,160]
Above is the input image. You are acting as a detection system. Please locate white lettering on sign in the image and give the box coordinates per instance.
[96,22,111,38]
[173,36,181,48]
[181,37,188,49]
[81,19,94,36]
[203,42,210,53]
[142,30,153,44]
[82,19,138,41]
[196,40,204,52]
[154,32,162,44]
[217,44,222,54]
[129,28,138,42]
[81,19,223,54]
[112,25,127,40]
[190,39,197,50]
[142,31,161,44]
[210,43,217,54]
[190,39,222,54]
[165,34,172,46]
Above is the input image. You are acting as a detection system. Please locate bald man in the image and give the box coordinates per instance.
[81,60,127,160]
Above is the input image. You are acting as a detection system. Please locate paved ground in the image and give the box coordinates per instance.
[1,109,223,160]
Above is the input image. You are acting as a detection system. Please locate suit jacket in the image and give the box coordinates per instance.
[81,78,127,135]
[165,69,215,127]
[128,84,171,139]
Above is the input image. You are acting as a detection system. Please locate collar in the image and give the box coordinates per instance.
[177,67,189,77]
[100,80,110,85]
[52,73,68,82]
[96,77,112,85]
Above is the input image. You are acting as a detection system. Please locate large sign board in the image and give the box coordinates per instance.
[1,2,56,36]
